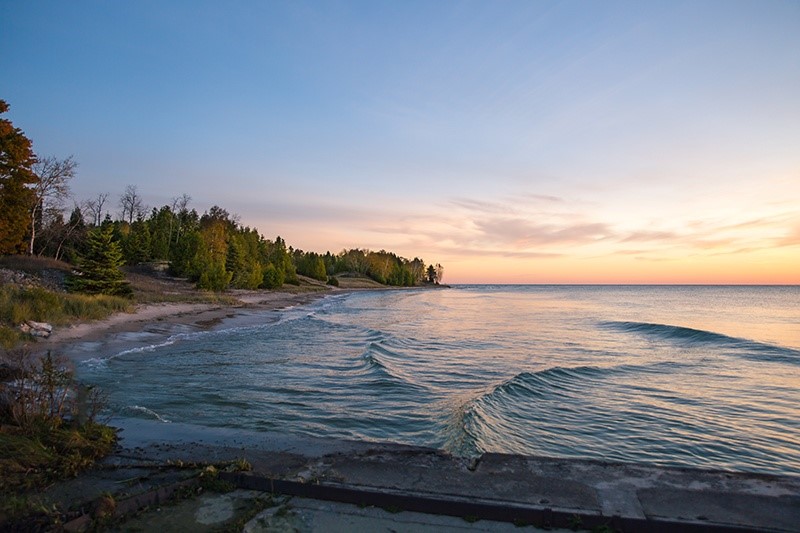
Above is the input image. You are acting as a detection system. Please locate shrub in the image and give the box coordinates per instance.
[0,349,116,495]
[0,350,106,431]
[197,261,232,291]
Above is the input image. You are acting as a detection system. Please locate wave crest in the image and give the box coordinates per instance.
[123,405,171,423]
[602,321,799,364]
[360,342,427,391]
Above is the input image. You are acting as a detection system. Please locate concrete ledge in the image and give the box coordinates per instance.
[220,470,779,532]
[104,424,800,532]
[218,447,800,532]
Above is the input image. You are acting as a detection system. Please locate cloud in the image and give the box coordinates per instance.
[434,245,563,259]
[777,225,800,247]
[449,198,513,214]
[232,187,800,271]
[621,230,679,242]
[473,218,612,247]
[520,193,565,203]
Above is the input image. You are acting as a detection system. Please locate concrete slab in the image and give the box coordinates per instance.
[243,496,572,533]
[638,488,800,531]
[109,489,270,532]
[472,453,600,511]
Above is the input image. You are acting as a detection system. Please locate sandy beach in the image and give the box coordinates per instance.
[38,289,332,360]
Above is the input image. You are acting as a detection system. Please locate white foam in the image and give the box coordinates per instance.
[125,405,171,423]
[79,296,339,369]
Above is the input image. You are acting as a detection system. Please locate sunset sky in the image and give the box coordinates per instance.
[2,1,799,284]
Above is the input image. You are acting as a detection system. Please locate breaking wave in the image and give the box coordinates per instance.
[602,321,799,364]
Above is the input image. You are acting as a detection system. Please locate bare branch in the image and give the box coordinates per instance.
[29,155,77,255]
[85,192,109,226]
[118,185,143,224]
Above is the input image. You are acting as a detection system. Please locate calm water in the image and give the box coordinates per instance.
[79,286,800,476]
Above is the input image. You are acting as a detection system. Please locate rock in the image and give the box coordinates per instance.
[26,320,53,333]
[21,320,53,338]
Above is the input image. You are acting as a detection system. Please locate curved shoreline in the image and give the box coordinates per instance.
[37,289,332,361]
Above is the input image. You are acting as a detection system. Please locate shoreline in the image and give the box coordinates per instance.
[36,289,333,360]
[38,283,444,361]
[13,284,800,531]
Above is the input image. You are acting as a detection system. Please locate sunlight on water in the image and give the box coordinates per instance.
[78,285,800,476]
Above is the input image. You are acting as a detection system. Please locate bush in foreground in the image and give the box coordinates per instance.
[0,350,116,526]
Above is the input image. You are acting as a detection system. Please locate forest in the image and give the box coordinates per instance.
[0,100,443,295]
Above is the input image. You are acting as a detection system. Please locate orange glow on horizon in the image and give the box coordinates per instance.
[439,249,800,285]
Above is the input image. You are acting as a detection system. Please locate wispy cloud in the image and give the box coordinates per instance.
[398,192,800,264]
[520,193,565,204]
[777,225,800,247]
[474,218,612,247]
[449,198,513,215]
[621,230,679,243]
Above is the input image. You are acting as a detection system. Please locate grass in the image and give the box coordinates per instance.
[0,285,133,348]
[0,422,117,493]
[124,267,242,305]
[0,285,132,324]
[0,255,72,273]
[334,274,388,289]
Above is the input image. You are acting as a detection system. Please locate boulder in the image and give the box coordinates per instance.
[21,320,53,338]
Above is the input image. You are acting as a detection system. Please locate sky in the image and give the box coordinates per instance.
[2,0,799,284]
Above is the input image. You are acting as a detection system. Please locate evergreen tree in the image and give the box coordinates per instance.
[169,229,199,277]
[311,256,327,281]
[226,236,244,278]
[197,260,231,291]
[123,219,152,264]
[58,206,89,263]
[148,205,174,260]
[261,262,284,289]
[67,224,132,296]
[427,264,436,283]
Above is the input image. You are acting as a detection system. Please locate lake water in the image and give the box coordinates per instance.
[78,285,800,476]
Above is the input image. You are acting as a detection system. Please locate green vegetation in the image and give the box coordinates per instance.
[0,350,117,528]
[66,223,132,296]
[0,284,132,348]
[14,197,438,293]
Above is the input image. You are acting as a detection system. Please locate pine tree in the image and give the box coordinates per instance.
[427,264,436,283]
[68,224,132,296]
[123,219,152,264]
